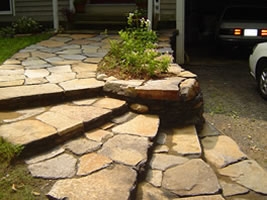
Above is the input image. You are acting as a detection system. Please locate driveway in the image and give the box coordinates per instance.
[184,43,267,170]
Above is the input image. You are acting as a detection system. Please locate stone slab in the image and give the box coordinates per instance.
[47,164,137,200]
[201,135,247,168]
[171,125,202,157]
[0,119,57,145]
[162,159,220,196]
[59,78,104,91]
[112,114,160,138]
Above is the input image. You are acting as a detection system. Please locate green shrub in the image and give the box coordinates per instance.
[12,16,42,34]
[99,10,172,79]
[0,26,15,38]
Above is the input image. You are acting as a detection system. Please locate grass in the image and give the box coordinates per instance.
[0,33,52,64]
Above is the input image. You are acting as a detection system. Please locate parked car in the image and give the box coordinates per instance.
[216,5,267,49]
[249,42,267,99]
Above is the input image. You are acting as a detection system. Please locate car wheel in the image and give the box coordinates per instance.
[257,63,267,100]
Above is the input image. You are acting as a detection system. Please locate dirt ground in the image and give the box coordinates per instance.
[184,44,267,171]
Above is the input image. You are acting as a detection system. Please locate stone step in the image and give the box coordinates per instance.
[0,96,128,156]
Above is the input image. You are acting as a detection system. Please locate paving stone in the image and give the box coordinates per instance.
[130,103,149,113]
[0,84,63,100]
[0,69,24,75]
[84,57,102,63]
[47,65,72,73]
[0,74,25,82]
[38,40,65,47]
[47,164,136,200]
[153,145,169,153]
[59,54,86,60]
[112,112,137,124]
[22,57,50,68]
[24,69,50,78]
[28,153,77,179]
[3,59,21,65]
[179,78,199,101]
[112,114,160,138]
[57,49,82,55]
[31,51,55,59]
[3,107,46,123]
[93,97,126,110]
[149,153,189,171]
[25,78,48,85]
[171,125,202,157]
[70,34,95,40]
[162,159,221,196]
[25,147,65,164]
[59,78,104,91]
[99,134,150,167]
[50,36,73,43]
[64,137,102,155]
[46,72,76,83]
[36,111,83,136]
[218,160,267,194]
[0,79,24,87]
[173,195,225,200]
[198,121,221,138]
[76,71,96,79]
[156,131,167,144]
[12,52,30,60]
[49,104,111,124]
[178,70,197,78]
[135,77,184,100]
[201,135,247,168]
[72,62,98,72]
[0,64,23,70]
[136,182,171,200]
[72,98,98,105]
[0,119,57,145]
[77,153,112,176]
[146,169,163,187]
[85,129,113,142]
[219,179,249,197]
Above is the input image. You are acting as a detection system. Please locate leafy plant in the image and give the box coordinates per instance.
[99,10,172,79]
[0,137,23,167]
[12,16,42,34]
[0,26,15,38]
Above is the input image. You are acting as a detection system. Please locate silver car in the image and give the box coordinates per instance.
[216,5,267,48]
[249,42,267,99]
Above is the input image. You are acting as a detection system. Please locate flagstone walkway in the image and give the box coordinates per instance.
[0,32,267,200]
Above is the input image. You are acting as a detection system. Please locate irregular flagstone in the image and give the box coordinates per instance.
[49,104,111,124]
[72,62,98,72]
[0,84,63,100]
[25,147,65,164]
[76,71,96,79]
[46,72,76,83]
[0,64,23,70]
[57,49,82,55]
[36,111,83,136]
[28,153,77,179]
[12,52,30,60]
[24,69,50,78]
[154,145,169,153]
[135,77,184,100]
[146,169,163,187]
[0,74,25,82]
[0,119,57,145]
[136,182,172,200]
[3,59,21,65]
[112,114,160,138]
[171,125,202,157]
[173,195,225,200]
[25,78,48,85]
[218,160,267,194]
[201,135,247,168]
[59,78,104,91]
[85,129,113,142]
[92,97,126,110]
[31,51,55,59]
[22,57,50,68]
[47,164,136,200]
[112,112,137,124]
[0,79,24,87]
[59,54,86,60]
[198,121,221,138]
[64,137,102,155]
[38,40,65,47]
[72,98,98,105]
[162,159,221,196]
[149,153,189,171]
[3,107,46,123]
[77,153,112,176]
[179,78,200,101]
[0,69,24,75]
[84,57,102,63]
[219,179,249,197]
[99,134,150,167]
[47,65,72,73]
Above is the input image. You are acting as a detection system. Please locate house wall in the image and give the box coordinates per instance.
[160,0,176,21]
[0,0,69,24]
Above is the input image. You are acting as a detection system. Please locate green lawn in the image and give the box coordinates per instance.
[0,33,52,64]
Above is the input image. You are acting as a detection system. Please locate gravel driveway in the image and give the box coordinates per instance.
[184,44,267,171]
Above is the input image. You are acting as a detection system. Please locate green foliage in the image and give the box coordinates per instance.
[99,10,172,79]
[0,137,23,166]
[12,16,42,34]
[0,26,15,38]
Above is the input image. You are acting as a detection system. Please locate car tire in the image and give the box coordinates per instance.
[257,60,267,100]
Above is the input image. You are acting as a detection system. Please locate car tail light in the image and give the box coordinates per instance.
[260,29,267,36]
[234,28,242,35]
